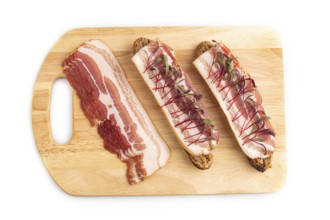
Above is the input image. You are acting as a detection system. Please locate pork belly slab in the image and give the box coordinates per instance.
[193,41,275,171]
[63,40,170,184]
[132,39,219,169]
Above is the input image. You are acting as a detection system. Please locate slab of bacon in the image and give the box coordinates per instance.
[193,41,275,172]
[62,40,170,184]
[132,38,219,169]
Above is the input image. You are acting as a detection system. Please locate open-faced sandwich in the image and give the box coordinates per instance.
[132,38,219,169]
[193,40,276,172]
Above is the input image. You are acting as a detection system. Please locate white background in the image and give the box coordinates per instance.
[1,0,329,219]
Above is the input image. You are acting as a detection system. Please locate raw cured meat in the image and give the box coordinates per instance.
[63,40,170,184]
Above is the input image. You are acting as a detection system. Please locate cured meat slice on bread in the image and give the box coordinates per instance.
[193,41,275,172]
[63,40,170,184]
[132,38,219,169]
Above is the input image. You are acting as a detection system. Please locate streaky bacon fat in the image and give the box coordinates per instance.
[63,40,170,184]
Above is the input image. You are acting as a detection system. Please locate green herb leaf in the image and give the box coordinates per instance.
[204,119,215,126]
[214,62,221,69]
[183,89,191,95]
[253,137,264,142]
[209,138,216,150]
[238,78,245,88]
[226,57,236,72]
[155,56,163,63]
[176,78,184,84]
[217,51,224,66]
[223,72,229,80]
[254,115,271,124]
[172,64,179,73]
[263,128,276,136]
[246,96,255,105]
[227,56,236,64]
[215,41,220,49]
[251,124,258,134]
[230,69,235,83]
[164,56,169,74]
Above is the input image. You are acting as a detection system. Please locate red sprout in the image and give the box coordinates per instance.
[207,42,274,150]
[142,42,216,146]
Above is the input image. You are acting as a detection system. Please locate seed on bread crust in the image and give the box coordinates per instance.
[195,41,213,57]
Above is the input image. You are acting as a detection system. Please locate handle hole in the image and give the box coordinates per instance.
[50,78,72,144]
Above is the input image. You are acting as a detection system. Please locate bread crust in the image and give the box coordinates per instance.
[195,41,213,57]
[133,37,213,169]
[133,37,151,54]
[248,156,272,172]
[186,152,213,170]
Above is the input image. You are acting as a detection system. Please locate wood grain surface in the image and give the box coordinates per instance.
[32,27,286,195]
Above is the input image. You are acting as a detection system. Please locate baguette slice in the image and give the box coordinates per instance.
[194,41,275,172]
[132,38,219,169]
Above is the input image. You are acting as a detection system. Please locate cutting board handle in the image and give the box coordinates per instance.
[32,64,66,152]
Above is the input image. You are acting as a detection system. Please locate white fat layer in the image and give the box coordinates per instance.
[132,46,213,156]
[77,40,170,176]
[193,51,274,159]
[129,160,139,184]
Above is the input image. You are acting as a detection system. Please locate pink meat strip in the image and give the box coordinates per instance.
[63,40,170,184]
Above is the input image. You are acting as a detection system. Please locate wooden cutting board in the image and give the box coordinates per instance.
[32,27,286,195]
